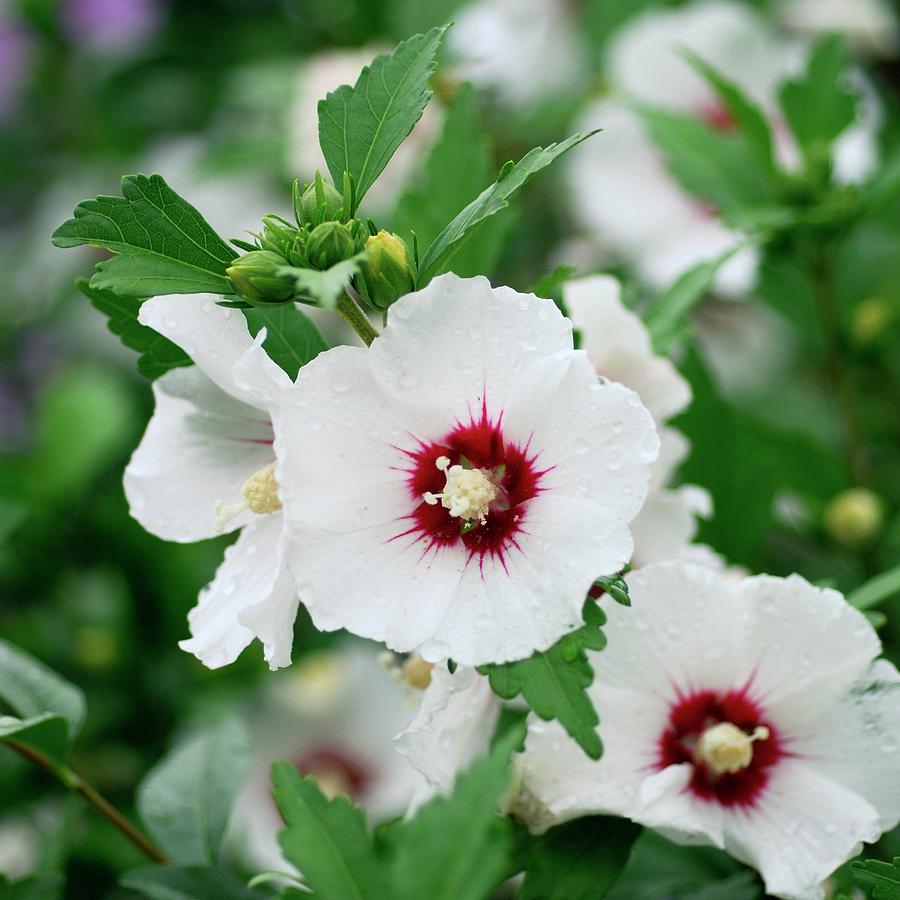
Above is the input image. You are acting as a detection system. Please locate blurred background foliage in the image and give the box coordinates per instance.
[1,0,898,896]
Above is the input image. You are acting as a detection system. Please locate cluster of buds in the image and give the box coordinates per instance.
[226,172,416,311]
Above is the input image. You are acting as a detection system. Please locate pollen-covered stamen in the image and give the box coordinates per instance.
[213,461,282,532]
[422,455,499,525]
[695,722,771,777]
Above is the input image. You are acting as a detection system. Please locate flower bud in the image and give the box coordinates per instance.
[852,297,893,347]
[306,221,356,270]
[356,230,415,310]
[297,172,345,227]
[226,250,295,304]
[824,488,884,546]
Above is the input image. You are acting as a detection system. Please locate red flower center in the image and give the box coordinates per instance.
[293,745,373,801]
[394,404,547,569]
[657,687,782,807]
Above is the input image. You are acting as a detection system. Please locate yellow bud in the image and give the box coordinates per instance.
[852,297,893,346]
[824,488,884,546]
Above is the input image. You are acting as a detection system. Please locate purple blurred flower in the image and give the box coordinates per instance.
[0,20,32,119]
[61,0,166,53]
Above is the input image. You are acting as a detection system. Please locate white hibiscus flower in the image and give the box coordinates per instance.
[777,0,899,58]
[229,643,425,871]
[566,1,877,296]
[564,275,711,567]
[124,295,299,670]
[518,561,900,900]
[274,273,659,667]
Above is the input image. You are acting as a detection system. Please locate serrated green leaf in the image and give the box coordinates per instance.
[852,857,900,899]
[417,132,598,284]
[318,25,448,209]
[76,279,192,380]
[520,816,640,900]
[848,564,900,611]
[636,105,769,214]
[0,872,64,900]
[0,639,85,741]
[645,248,741,353]
[121,865,268,900]
[478,601,606,760]
[683,51,775,178]
[136,719,252,866]
[278,253,368,309]
[273,764,387,900]
[52,174,235,297]
[779,36,857,166]
[390,725,522,900]
[243,304,328,379]
[0,714,72,767]
[392,83,512,278]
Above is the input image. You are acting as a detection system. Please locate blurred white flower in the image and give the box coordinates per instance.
[230,644,425,871]
[125,296,299,670]
[448,0,588,106]
[518,561,900,900]
[778,0,899,58]
[0,817,39,880]
[275,274,658,667]
[286,48,442,216]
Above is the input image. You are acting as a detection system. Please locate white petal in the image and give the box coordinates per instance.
[394,666,500,795]
[180,514,296,669]
[139,294,262,407]
[630,484,711,568]
[722,761,882,900]
[563,275,691,423]
[124,366,274,542]
[650,427,690,493]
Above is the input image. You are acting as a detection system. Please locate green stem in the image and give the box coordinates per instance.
[808,245,866,485]
[8,740,169,864]
[336,290,379,346]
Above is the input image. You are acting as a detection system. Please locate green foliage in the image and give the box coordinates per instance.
[273,725,523,900]
[848,563,900,611]
[0,873,64,900]
[136,719,252,866]
[52,174,236,297]
[76,279,192,380]
[636,105,770,214]
[278,252,368,308]
[121,865,268,900]
[852,857,900,899]
[593,573,631,607]
[478,600,606,760]
[243,303,329,379]
[416,132,598,284]
[318,25,448,209]
[645,249,741,353]
[519,816,640,900]
[779,36,857,168]
[392,83,512,278]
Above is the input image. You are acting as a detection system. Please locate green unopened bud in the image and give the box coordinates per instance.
[226,250,295,304]
[259,216,300,257]
[824,488,884,546]
[851,297,894,347]
[297,172,345,227]
[356,230,415,310]
[306,221,356,270]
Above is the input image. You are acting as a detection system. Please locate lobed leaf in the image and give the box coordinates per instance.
[318,25,449,208]
[0,713,72,768]
[278,252,368,309]
[243,303,328,379]
[121,865,268,900]
[851,857,900,899]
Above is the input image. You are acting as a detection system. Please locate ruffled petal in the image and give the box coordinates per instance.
[180,513,297,668]
[124,366,274,542]
[630,484,711,568]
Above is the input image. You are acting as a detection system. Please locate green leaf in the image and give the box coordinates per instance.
[52,174,236,297]
[273,763,387,900]
[779,36,857,166]
[683,51,775,178]
[851,857,900,899]
[417,132,598,284]
[645,248,741,353]
[318,25,448,209]
[636,105,769,214]
[0,713,72,767]
[243,304,328,379]
[278,253,368,309]
[121,865,268,900]
[520,816,640,900]
[76,278,192,380]
[848,564,900,611]
[392,83,512,279]
[0,639,85,741]
[136,719,252,866]
[0,873,64,900]
[389,724,522,900]
[478,600,606,760]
